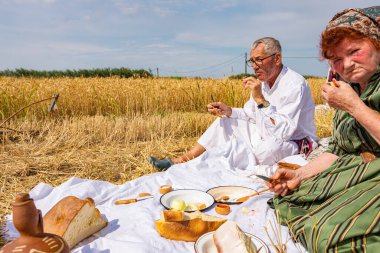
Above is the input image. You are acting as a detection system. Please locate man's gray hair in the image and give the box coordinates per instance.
[251,37,282,54]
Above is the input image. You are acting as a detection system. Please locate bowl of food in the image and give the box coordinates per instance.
[160,189,214,212]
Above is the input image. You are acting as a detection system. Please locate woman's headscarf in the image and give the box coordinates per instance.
[326,6,379,41]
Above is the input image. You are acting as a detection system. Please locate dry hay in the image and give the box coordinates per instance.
[0,77,332,246]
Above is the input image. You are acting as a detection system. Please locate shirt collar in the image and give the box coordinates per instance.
[262,66,288,94]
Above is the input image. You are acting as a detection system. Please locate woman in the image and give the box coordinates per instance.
[267,6,380,252]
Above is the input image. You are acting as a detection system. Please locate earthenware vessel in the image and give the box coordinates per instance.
[0,193,69,253]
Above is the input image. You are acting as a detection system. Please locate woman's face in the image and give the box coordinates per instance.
[330,38,380,85]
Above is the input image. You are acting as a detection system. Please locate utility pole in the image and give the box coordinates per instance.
[156,68,159,77]
[244,52,247,75]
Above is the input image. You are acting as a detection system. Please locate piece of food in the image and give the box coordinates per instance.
[185,203,198,211]
[216,195,230,202]
[215,204,231,215]
[197,203,206,210]
[155,211,226,242]
[43,196,108,249]
[170,199,186,211]
[185,202,206,211]
[159,185,173,194]
[328,81,339,87]
[163,209,184,222]
[138,192,152,197]
[213,220,256,253]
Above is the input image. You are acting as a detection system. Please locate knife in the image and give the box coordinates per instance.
[114,196,153,205]
[256,175,274,183]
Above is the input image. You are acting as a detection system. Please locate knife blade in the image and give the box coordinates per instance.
[114,196,153,205]
[256,175,274,183]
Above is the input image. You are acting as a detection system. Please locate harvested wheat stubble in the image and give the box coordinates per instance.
[0,77,332,246]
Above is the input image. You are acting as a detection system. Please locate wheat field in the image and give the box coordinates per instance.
[0,76,334,244]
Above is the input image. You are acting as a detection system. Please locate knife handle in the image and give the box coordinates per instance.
[115,198,137,205]
[236,188,270,202]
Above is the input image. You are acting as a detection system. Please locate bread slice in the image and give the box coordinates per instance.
[155,210,226,242]
[43,196,107,249]
[213,220,256,253]
[163,209,184,222]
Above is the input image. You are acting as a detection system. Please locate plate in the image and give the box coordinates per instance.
[194,231,269,253]
[206,186,257,204]
[160,189,214,212]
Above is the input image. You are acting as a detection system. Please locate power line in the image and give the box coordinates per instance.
[283,56,320,59]
[159,53,245,74]
[156,53,321,77]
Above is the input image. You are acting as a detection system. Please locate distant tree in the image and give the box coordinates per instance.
[228,73,256,80]
[0,68,153,78]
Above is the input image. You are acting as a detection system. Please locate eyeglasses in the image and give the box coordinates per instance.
[247,53,276,67]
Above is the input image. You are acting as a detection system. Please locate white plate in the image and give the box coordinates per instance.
[206,186,257,204]
[160,189,214,212]
[194,231,269,253]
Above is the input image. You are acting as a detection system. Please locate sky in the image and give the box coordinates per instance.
[0,0,379,78]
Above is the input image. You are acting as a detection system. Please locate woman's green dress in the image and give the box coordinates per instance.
[273,70,380,252]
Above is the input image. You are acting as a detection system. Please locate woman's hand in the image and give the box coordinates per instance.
[266,168,303,196]
[321,79,363,114]
[207,102,232,117]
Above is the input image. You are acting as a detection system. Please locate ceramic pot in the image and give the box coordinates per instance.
[0,193,69,253]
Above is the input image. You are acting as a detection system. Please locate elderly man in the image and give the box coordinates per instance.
[149,37,317,170]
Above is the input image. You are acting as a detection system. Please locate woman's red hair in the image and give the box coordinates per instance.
[320,27,380,59]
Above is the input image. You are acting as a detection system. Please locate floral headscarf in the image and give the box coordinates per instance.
[326,6,380,41]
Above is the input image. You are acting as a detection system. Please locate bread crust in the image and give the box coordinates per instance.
[155,211,226,242]
[43,196,107,249]
[43,196,90,236]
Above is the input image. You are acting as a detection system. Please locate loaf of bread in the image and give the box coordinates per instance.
[43,196,108,249]
[213,220,256,253]
[155,210,226,242]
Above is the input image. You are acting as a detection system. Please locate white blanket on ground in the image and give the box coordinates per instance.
[5,139,308,253]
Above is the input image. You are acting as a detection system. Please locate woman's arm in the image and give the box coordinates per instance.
[269,152,339,196]
[350,101,380,145]
[322,80,380,145]
[297,152,339,180]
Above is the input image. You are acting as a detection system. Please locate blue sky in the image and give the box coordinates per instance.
[0,0,379,78]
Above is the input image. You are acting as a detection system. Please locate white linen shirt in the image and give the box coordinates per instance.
[230,66,317,142]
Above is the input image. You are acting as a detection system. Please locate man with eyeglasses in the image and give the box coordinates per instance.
[149,37,317,171]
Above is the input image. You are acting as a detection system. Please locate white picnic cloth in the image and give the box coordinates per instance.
[5,139,308,253]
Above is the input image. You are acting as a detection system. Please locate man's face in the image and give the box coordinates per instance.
[249,43,278,82]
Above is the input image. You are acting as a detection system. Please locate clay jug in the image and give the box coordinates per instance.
[0,193,69,253]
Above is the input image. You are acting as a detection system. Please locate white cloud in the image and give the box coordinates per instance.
[7,0,56,3]
[112,0,140,15]
[153,6,176,17]
[144,43,173,49]
[0,0,379,77]
[48,42,115,55]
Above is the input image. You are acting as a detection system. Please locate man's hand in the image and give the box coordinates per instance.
[266,168,302,196]
[207,102,232,117]
[321,79,362,114]
[243,77,264,103]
